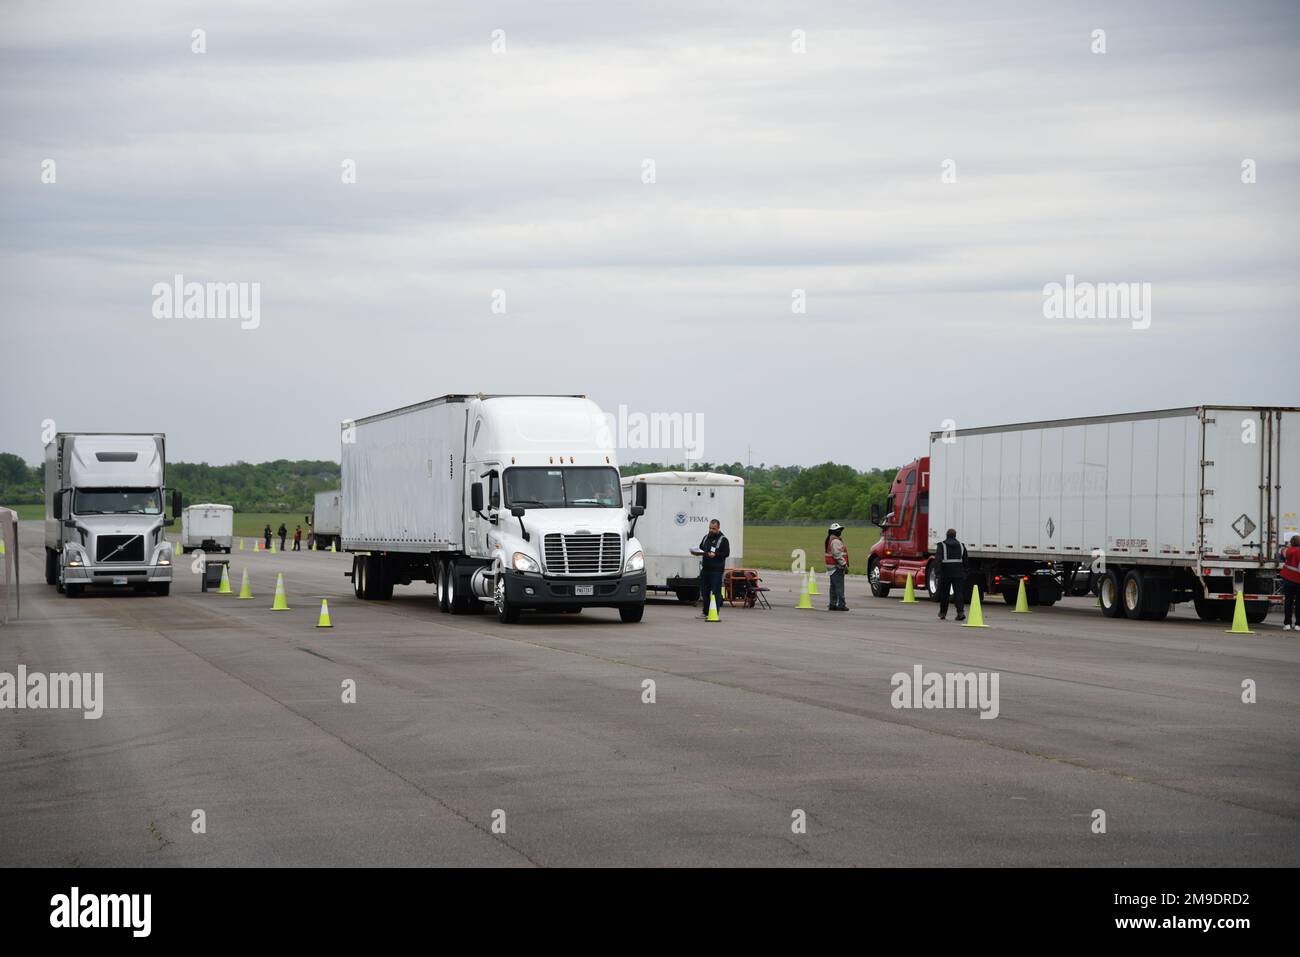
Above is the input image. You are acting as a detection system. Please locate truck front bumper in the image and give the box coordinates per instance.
[504,570,646,608]
[64,563,173,585]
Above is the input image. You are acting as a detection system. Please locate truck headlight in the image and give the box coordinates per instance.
[68,557,83,567]
[512,551,540,573]
[624,549,644,572]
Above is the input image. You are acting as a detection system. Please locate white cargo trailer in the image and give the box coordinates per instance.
[181,503,233,553]
[340,394,647,623]
[310,489,342,550]
[867,406,1297,624]
[621,471,744,602]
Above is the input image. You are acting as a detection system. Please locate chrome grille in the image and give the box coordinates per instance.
[543,532,622,575]
[96,534,144,563]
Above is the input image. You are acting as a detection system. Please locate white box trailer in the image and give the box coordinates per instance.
[621,471,744,602]
[310,489,342,550]
[341,394,647,623]
[868,406,1297,624]
[181,503,233,553]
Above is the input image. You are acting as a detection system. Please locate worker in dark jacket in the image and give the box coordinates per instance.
[935,527,968,621]
[1281,534,1300,631]
[277,523,288,551]
[697,519,730,619]
[263,524,273,550]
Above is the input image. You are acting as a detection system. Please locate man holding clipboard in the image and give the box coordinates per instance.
[693,519,730,619]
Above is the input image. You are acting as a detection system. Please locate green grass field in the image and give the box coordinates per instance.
[741,525,879,575]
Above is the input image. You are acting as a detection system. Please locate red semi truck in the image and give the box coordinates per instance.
[867,406,1297,623]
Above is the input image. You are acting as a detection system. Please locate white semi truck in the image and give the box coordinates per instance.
[44,433,180,597]
[180,503,234,553]
[341,394,647,623]
[621,471,745,603]
[867,406,1298,623]
[309,489,342,550]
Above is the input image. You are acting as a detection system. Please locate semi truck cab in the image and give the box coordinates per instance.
[867,458,933,598]
[45,433,180,597]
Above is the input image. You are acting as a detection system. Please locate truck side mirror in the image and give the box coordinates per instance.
[53,492,63,520]
[869,503,880,525]
[172,489,182,518]
[510,506,525,518]
[471,484,484,513]
[629,505,645,518]
[634,483,647,509]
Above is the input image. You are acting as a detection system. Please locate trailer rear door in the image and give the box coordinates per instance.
[1273,410,1300,554]
[1201,409,1269,560]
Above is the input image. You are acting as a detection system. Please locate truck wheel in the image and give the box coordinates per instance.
[675,588,699,604]
[152,582,170,596]
[1193,598,1225,622]
[1122,570,1147,619]
[45,549,58,585]
[1245,601,1270,625]
[1099,570,1125,618]
[868,558,891,598]
[493,576,520,623]
[925,562,942,603]
[367,556,393,600]
[436,560,450,612]
[354,556,367,598]
[64,583,82,598]
[619,604,645,623]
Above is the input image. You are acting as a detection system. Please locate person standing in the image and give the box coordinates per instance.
[935,527,968,621]
[263,524,273,550]
[277,522,288,551]
[697,519,730,619]
[1281,534,1300,631]
[824,522,849,611]
[293,525,302,551]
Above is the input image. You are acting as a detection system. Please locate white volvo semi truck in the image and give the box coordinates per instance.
[44,432,180,596]
[341,394,647,623]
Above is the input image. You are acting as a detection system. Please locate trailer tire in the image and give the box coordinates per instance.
[1245,601,1270,625]
[1193,598,1225,622]
[436,560,451,612]
[868,558,891,598]
[674,588,699,604]
[619,604,645,623]
[1121,570,1147,619]
[367,556,393,601]
[45,548,58,585]
[352,556,365,599]
[1099,570,1125,618]
[925,562,942,603]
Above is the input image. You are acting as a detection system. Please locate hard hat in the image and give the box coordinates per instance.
[828,522,845,533]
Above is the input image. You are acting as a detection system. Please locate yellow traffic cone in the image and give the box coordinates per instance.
[902,572,917,603]
[329,542,336,553]
[236,567,253,600]
[1014,577,1030,613]
[270,572,290,610]
[316,599,333,628]
[0,538,6,556]
[174,540,181,556]
[239,538,245,551]
[218,564,232,594]
[807,569,819,596]
[271,540,277,553]
[796,578,812,609]
[706,594,719,621]
[310,540,316,551]
[1225,590,1254,635]
[962,587,990,628]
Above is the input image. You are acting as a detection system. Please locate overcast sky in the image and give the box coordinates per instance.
[2,0,1297,471]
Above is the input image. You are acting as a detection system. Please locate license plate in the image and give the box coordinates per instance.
[575,585,594,596]
[113,576,128,585]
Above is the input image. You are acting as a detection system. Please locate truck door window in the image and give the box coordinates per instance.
[902,470,916,534]
[488,472,500,509]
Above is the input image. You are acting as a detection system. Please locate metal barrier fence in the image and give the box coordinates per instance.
[0,507,17,624]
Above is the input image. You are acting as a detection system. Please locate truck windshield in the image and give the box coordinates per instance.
[74,488,162,515]
[504,467,622,508]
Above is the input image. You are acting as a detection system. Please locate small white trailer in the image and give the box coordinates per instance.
[622,471,745,603]
[181,504,234,553]
[311,489,342,550]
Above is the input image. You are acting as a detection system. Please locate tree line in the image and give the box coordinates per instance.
[1,452,899,521]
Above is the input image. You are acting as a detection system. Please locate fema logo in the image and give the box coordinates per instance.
[675,512,688,526]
